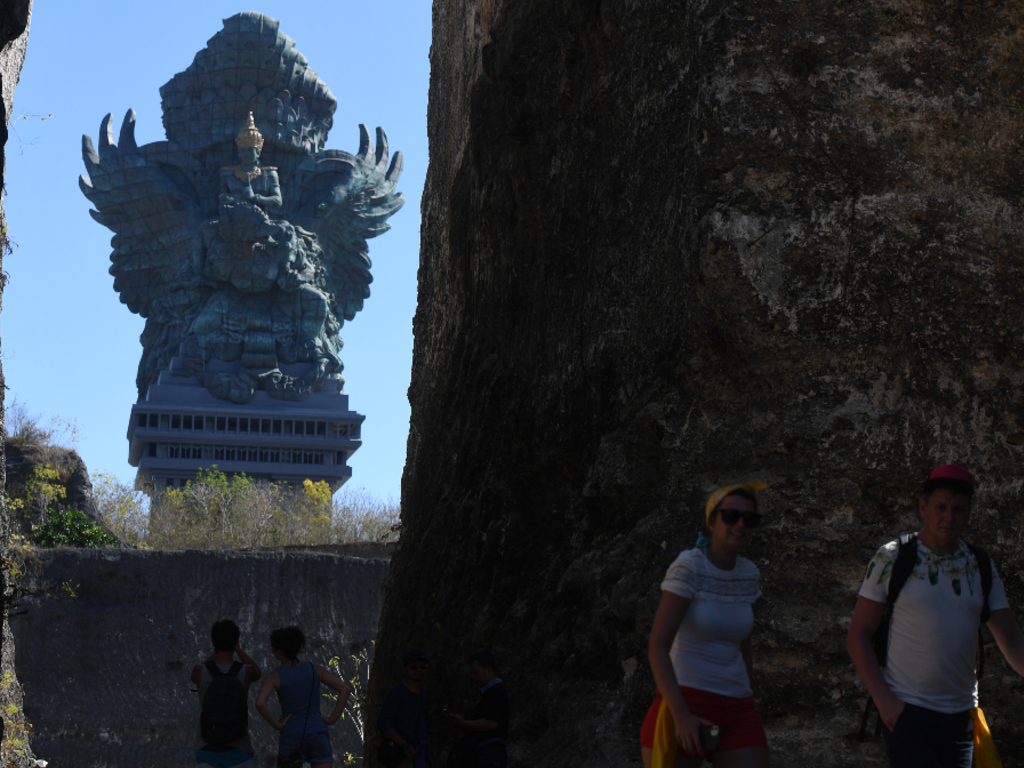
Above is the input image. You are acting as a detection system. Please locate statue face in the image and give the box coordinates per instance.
[239,146,260,166]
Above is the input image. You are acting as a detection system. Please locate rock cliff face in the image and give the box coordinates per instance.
[0,1,34,764]
[12,548,387,767]
[375,0,1024,765]
[5,440,109,535]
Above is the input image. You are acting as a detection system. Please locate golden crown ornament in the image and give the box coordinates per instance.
[235,112,264,151]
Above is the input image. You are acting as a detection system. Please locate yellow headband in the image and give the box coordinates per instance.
[705,482,767,524]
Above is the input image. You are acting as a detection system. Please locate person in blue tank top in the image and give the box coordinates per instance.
[255,626,353,767]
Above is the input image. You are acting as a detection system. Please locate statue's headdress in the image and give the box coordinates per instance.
[235,112,264,151]
[160,12,336,154]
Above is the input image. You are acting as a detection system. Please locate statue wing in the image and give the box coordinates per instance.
[81,110,208,396]
[80,110,207,319]
[288,125,404,322]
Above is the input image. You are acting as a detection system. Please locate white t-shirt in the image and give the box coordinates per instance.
[660,548,761,698]
[858,538,1009,713]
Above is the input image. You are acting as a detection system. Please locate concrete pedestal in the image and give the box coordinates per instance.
[128,359,363,492]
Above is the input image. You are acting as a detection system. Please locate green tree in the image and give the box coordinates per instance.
[92,472,149,546]
[25,466,65,512]
[139,468,399,550]
[32,508,119,548]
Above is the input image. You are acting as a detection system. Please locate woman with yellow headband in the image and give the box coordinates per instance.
[639,483,770,768]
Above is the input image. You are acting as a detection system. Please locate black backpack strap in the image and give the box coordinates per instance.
[871,533,919,667]
[967,544,993,680]
[860,534,918,741]
[858,698,875,741]
[968,544,993,623]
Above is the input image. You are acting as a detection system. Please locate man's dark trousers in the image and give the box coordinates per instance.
[881,703,973,768]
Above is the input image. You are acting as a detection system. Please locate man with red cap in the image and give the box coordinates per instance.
[847,465,1024,768]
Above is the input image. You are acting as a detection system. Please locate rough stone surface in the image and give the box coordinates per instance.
[373,0,1024,765]
[12,548,387,767]
[0,1,34,764]
[4,440,108,535]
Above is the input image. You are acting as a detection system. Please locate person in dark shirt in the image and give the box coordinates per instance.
[378,649,432,767]
[191,619,262,768]
[448,650,509,768]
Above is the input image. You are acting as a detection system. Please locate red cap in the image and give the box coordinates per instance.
[928,464,973,483]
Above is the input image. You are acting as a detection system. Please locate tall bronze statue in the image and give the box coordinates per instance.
[80,13,404,405]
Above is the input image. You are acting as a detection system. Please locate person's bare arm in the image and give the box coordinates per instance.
[313,665,352,725]
[987,608,1024,676]
[191,664,203,689]
[234,643,262,684]
[847,596,904,730]
[648,591,712,756]
[255,671,291,730]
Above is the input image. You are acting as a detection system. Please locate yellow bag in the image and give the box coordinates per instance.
[972,707,1003,768]
[652,699,677,768]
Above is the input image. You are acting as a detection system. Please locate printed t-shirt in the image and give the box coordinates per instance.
[660,548,761,698]
[858,538,1009,713]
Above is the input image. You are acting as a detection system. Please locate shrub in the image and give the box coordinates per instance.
[32,508,120,548]
[4,396,80,454]
[92,471,150,547]
[91,466,400,550]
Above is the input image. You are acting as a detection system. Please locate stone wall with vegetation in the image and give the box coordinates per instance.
[0,2,34,765]
[11,547,388,768]
[373,0,1024,765]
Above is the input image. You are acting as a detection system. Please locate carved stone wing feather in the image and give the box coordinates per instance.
[80,110,206,318]
[287,125,404,322]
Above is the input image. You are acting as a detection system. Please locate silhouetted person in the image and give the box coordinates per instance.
[192,619,261,768]
[255,625,352,768]
[378,649,431,767]
[447,650,509,768]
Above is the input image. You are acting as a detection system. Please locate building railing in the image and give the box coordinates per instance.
[133,412,360,440]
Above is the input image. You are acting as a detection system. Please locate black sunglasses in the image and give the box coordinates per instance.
[718,509,761,528]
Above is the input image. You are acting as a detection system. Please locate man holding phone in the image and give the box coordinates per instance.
[447,650,509,768]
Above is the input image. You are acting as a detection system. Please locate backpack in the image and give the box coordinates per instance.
[200,661,248,744]
[858,533,993,740]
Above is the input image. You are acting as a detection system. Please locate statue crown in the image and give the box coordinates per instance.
[235,112,264,151]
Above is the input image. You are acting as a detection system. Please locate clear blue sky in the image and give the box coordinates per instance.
[2,2,431,501]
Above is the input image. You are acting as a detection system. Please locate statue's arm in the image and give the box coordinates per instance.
[218,169,238,204]
[255,170,282,209]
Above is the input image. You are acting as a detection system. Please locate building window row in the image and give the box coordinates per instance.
[147,443,349,466]
[136,412,359,439]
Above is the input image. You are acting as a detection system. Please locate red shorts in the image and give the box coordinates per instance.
[639,686,768,754]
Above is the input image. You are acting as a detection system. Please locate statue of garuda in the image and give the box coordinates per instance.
[80,13,403,404]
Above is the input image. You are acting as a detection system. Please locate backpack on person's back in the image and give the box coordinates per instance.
[201,661,248,744]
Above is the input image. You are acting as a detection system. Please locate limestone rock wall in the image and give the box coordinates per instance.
[0,2,34,765]
[375,0,1024,765]
[12,548,387,768]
